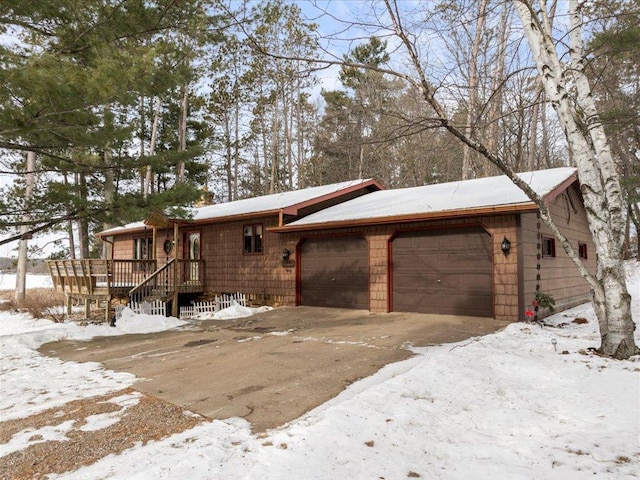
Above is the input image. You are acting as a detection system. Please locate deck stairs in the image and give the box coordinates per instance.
[128,259,176,305]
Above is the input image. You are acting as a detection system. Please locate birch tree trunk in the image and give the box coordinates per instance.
[15,150,36,304]
[513,0,636,358]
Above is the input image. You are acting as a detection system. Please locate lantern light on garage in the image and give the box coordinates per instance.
[282,248,291,261]
[501,237,511,256]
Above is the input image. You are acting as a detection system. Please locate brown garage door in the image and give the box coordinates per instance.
[300,236,369,309]
[392,227,493,316]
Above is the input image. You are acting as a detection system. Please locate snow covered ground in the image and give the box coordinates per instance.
[0,272,53,290]
[1,264,639,479]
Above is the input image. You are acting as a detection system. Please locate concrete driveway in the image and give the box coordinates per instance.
[40,307,509,432]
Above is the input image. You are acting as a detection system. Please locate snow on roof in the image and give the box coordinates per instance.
[100,179,376,235]
[287,167,577,227]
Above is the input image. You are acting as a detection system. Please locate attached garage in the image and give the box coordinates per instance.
[391,227,493,317]
[299,236,369,309]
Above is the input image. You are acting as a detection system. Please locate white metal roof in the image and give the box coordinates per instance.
[99,178,376,236]
[286,167,577,227]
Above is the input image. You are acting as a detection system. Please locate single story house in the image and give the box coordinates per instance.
[53,167,595,322]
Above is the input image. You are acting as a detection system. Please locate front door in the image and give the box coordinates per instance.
[183,231,201,282]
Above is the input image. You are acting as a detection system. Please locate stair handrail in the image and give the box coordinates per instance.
[128,258,175,298]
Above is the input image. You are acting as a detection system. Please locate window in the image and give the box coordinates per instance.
[243,224,263,254]
[133,237,153,260]
[541,236,555,258]
[578,242,588,259]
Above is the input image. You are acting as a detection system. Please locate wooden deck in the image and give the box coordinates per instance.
[47,259,204,321]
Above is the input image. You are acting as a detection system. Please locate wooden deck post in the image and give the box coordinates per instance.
[84,298,90,318]
[105,297,112,324]
[152,227,157,261]
[66,295,72,316]
[172,222,179,317]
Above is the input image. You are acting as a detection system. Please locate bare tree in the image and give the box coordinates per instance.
[461,0,488,179]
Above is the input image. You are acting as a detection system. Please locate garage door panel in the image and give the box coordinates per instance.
[300,236,369,310]
[392,228,493,317]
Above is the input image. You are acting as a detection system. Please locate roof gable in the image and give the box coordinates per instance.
[279,167,578,230]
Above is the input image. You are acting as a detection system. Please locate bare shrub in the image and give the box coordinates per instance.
[15,288,66,322]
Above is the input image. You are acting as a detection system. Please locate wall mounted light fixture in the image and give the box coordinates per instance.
[281,248,291,261]
[501,237,511,256]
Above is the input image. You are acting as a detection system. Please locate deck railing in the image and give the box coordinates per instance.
[112,259,156,287]
[48,258,204,301]
[47,259,112,295]
[47,258,204,320]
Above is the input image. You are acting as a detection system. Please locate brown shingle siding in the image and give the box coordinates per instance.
[520,189,595,317]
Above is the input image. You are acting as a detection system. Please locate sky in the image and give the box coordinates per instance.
[0,262,638,479]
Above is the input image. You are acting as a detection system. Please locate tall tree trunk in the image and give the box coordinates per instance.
[233,100,240,201]
[295,70,305,189]
[102,147,114,260]
[15,150,36,304]
[177,84,188,183]
[513,0,637,358]
[224,111,233,201]
[461,0,488,180]
[139,95,145,195]
[64,173,76,260]
[527,89,540,171]
[484,3,510,176]
[269,99,279,194]
[260,115,269,195]
[76,172,90,259]
[286,90,294,190]
[145,96,161,198]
